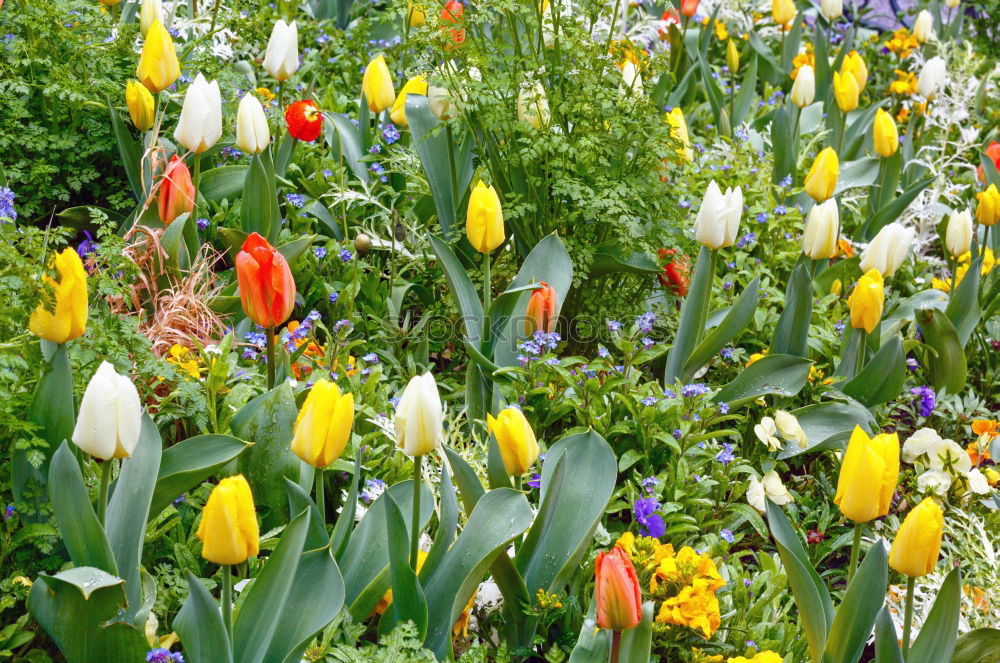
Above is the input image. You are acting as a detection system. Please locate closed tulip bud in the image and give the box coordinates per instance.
[235,232,296,329]
[726,39,740,73]
[395,373,443,457]
[841,51,868,92]
[29,248,88,344]
[976,184,1000,226]
[72,361,142,460]
[860,222,915,276]
[820,0,842,21]
[389,75,428,127]
[912,10,934,43]
[830,279,843,296]
[873,108,899,157]
[174,73,222,154]
[693,180,743,249]
[802,199,839,259]
[595,547,642,632]
[665,107,693,162]
[917,56,946,99]
[847,268,884,333]
[236,94,270,154]
[833,71,859,113]
[136,20,180,93]
[772,0,796,26]
[944,209,973,257]
[125,80,155,131]
[518,81,550,129]
[487,407,540,476]
[790,65,815,108]
[263,20,299,82]
[157,155,195,225]
[196,475,260,565]
[835,426,900,522]
[139,0,162,37]
[466,181,504,253]
[362,55,396,113]
[804,147,839,202]
[291,380,354,468]
[525,282,557,335]
[889,497,943,578]
[408,2,427,26]
[680,0,699,18]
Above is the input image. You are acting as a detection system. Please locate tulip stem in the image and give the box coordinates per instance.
[609,630,622,663]
[847,522,862,584]
[902,576,915,660]
[410,455,423,569]
[315,468,326,525]
[97,460,113,527]
[192,153,202,224]
[266,326,276,390]
[482,250,491,318]
[222,564,233,643]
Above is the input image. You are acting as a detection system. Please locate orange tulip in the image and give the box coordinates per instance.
[680,0,699,17]
[595,547,642,632]
[157,155,195,225]
[525,281,557,335]
[977,141,1000,184]
[440,0,465,47]
[235,232,296,328]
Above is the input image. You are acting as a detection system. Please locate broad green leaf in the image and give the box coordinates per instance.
[813,257,860,297]
[589,243,659,277]
[303,199,343,240]
[944,255,982,346]
[284,479,328,550]
[980,151,1000,190]
[916,308,967,394]
[859,176,935,240]
[822,541,887,663]
[713,354,813,408]
[619,601,655,663]
[841,334,906,407]
[330,449,361,557]
[420,462,459,583]
[108,101,143,200]
[567,595,609,663]
[378,493,428,639]
[771,262,812,357]
[174,571,233,663]
[323,114,370,183]
[842,102,888,161]
[685,277,760,379]
[951,628,1000,663]
[770,106,796,185]
[733,56,758,126]
[909,568,961,663]
[241,153,279,244]
[665,246,717,383]
[48,442,117,574]
[200,165,248,202]
[835,158,880,194]
[443,446,486,514]
[874,606,904,663]
[428,234,484,346]
[151,434,250,515]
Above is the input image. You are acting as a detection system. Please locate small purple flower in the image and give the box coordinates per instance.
[715,443,735,465]
[672,428,682,440]
[285,193,305,208]
[362,352,378,363]
[527,473,542,489]
[679,198,691,209]
[146,649,184,663]
[636,312,656,333]
[720,347,735,361]
[642,396,658,406]
[681,383,710,398]
[339,249,353,262]
[719,402,730,414]
[597,344,610,358]
[3,504,14,521]
[607,320,622,332]
[196,217,210,230]
[360,478,387,503]
[641,476,659,492]
[314,247,328,258]
[773,205,788,216]
[76,230,97,257]
[633,497,665,538]
[641,337,654,349]
[906,357,918,371]
[172,494,186,506]
[835,319,846,336]
[720,529,734,543]
[755,211,768,223]
[779,174,793,188]
[663,388,676,399]
[329,291,339,303]
[744,578,751,587]
[910,386,936,417]
[322,169,334,178]
[369,143,382,154]
[382,124,400,143]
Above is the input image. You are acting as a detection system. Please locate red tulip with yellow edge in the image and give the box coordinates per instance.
[157,155,195,225]
[525,282,557,335]
[595,546,642,663]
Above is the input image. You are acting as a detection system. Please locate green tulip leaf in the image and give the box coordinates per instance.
[665,246,717,383]
[241,153,280,244]
[107,100,144,200]
[909,568,962,663]
[842,102,888,162]
[174,571,233,663]
[378,492,428,639]
[619,601,655,663]
[284,478,328,550]
[323,114,370,184]
[859,176,934,240]
[588,242,659,277]
[567,595,609,662]
[778,399,877,459]
[151,434,250,515]
[822,541,888,663]
[770,262,812,358]
[199,165,248,202]
[420,461,459,583]
[944,255,982,346]
[840,334,907,407]
[428,234,485,347]
[951,628,1000,663]
[330,448,362,557]
[916,308,967,395]
[684,277,760,378]
[835,157,880,195]
[713,354,813,408]
[874,606,904,663]
[733,56,759,126]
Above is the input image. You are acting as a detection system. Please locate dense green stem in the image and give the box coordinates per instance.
[97,461,113,526]
[847,522,863,584]
[315,468,326,525]
[222,564,233,643]
[902,576,916,660]
[410,455,423,568]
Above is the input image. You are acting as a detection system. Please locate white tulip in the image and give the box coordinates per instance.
[72,361,143,461]
[966,468,990,495]
[902,427,940,464]
[747,471,793,513]
[820,0,842,21]
[517,81,550,129]
[944,209,973,257]
[774,410,808,449]
[917,469,952,496]
[912,10,934,43]
[917,56,946,99]
[394,373,443,457]
[859,222,915,276]
[754,417,781,451]
[428,62,480,121]
[802,199,839,259]
[140,0,163,37]
[619,61,643,96]
[790,65,815,108]
[693,180,743,249]
[927,437,972,474]
[263,20,299,82]
[236,94,270,154]
[174,73,222,154]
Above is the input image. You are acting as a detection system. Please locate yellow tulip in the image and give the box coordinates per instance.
[889,497,944,578]
[196,475,260,565]
[772,0,797,26]
[466,181,504,253]
[976,184,1000,226]
[290,379,355,468]
[833,71,859,113]
[125,80,155,131]
[29,248,88,344]
[804,147,839,202]
[726,40,740,73]
[362,55,396,113]
[873,108,899,157]
[487,407,540,476]
[841,51,868,92]
[847,268,884,333]
[835,427,899,522]
[407,2,427,26]
[389,75,428,127]
[136,20,180,93]
[666,107,693,162]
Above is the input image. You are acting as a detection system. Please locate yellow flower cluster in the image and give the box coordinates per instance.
[165,344,202,379]
[889,69,918,96]
[884,29,919,58]
[657,581,722,637]
[932,247,996,292]
[728,652,784,663]
[791,43,814,80]
[701,16,729,41]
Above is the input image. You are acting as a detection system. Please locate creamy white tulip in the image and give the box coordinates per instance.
[917,56,946,98]
[693,180,743,249]
[263,20,299,82]
[517,81,550,129]
[428,62,480,121]
[859,222,915,276]
[140,0,163,37]
[774,410,808,449]
[236,94,270,154]
[72,361,143,461]
[174,73,222,154]
[394,373,443,456]
[619,61,643,96]
[754,417,781,451]
[802,199,839,259]
[820,0,842,21]
[944,209,973,257]
[912,10,934,43]
[790,65,815,108]
[902,427,940,464]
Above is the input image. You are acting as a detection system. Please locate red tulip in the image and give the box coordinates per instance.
[285,100,323,142]
[235,232,296,329]
[680,0,699,17]
[595,547,642,632]
[440,0,465,47]
[525,281,557,335]
[657,248,691,296]
[157,155,195,225]
[977,140,1000,184]
[659,9,680,38]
